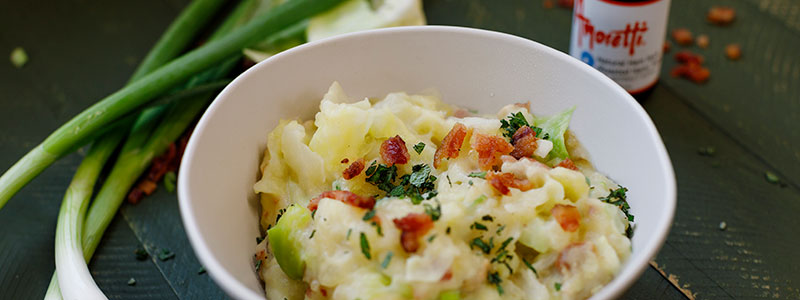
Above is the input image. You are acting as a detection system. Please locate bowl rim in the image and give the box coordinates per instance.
[178,25,676,300]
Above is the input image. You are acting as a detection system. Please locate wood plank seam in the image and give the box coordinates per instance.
[662,241,739,299]
[649,261,695,300]
[120,210,184,299]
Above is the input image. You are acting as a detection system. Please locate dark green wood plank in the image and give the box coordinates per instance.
[120,188,228,299]
[660,0,800,187]
[643,84,800,299]
[91,212,178,299]
[622,265,689,300]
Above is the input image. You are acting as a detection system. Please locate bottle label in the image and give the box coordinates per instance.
[569,0,671,93]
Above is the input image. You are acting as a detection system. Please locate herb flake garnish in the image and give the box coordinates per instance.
[470,237,491,254]
[496,225,506,234]
[127,277,136,286]
[254,259,262,271]
[158,249,175,261]
[428,234,437,242]
[197,266,206,274]
[600,186,635,237]
[346,228,353,240]
[381,251,393,269]
[309,229,316,239]
[470,222,488,231]
[366,162,437,203]
[500,112,545,140]
[522,258,538,277]
[487,271,504,295]
[360,232,371,259]
[555,282,562,291]
[413,142,426,154]
[468,171,487,179]
[423,200,442,221]
[482,215,494,222]
[134,248,148,261]
[363,209,377,221]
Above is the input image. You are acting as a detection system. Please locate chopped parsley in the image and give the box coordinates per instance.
[522,258,538,277]
[446,226,451,234]
[487,271,504,295]
[366,162,437,204]
[600,186,635,237]
[423,200,442,221]
[360,232,371,259]
[363,209,377,221]
[428,234,437,242]
[496,225,506,234]
[127,277,136,286]
[371,221,383,236]
[157,249,175,261]
[497,237,513,252]
[346,228,353,240]
[197,266,206,274]
[468,171,487,179]
[470,222,488,231]
[413,142,426,154]
[134,248,148,261]
[381,251,393,269]
[446,175,452,187]
[309,230,316,239]
[555,282,562,291]
[500,112,545,140]
[470,237,492,254]
[482,215,494,222]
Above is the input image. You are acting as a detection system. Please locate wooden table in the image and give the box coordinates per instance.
[1,0,798,299]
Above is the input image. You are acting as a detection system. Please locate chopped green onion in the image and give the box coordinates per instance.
[163,171,177,193]
[468,171,486,179]
[413,142,425,154]
[10,47,28,68]
[360,232,371,259]
[380,251,393,269]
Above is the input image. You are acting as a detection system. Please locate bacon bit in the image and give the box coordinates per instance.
[557,0,573,9]
[434,123,469,169]
[674,51,704,65]
[308,190,375,212]
[393,213,434,253]
[341,158,349,164]
[671,28,693,46]
[551,204,581,232]
[696,34,709,49]
[663,41,671,53]
[725,44,741,60]
[556,158,579,171]
[472,133,514,170]
[671,63,710,83]
[510,126,538,159]
[380,135,410,166]
[441,269,453,281]
[556,242,588,271]
[342,159,365,180]
[127,126,193,204]
[320,287,329,297]
[514,102,531,111]
[255,249,267,261]
[453,109,471,118]
[486,171,535,196]
[671,51,711,83]
[708,6,736,26]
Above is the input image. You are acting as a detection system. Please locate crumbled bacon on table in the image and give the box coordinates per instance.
[551,204,581,232]
[393,213,434,253]
[471,133,514,170]
[671,28,693,46]
[380,135,410,166]
[307,190,375,212]
[708,6,736,26]
[434,123,469,169]
[671,51,710,84]
[342,158,365,180]
[725,44,741,60]
[127,127,192,204]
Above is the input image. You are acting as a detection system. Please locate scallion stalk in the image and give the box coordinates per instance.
[0,0,346,210]
[46,0,227,299]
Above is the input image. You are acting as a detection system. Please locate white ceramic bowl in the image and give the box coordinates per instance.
[179,26,676,300]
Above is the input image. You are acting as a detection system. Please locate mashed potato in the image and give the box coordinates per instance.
[253,82,632,300]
